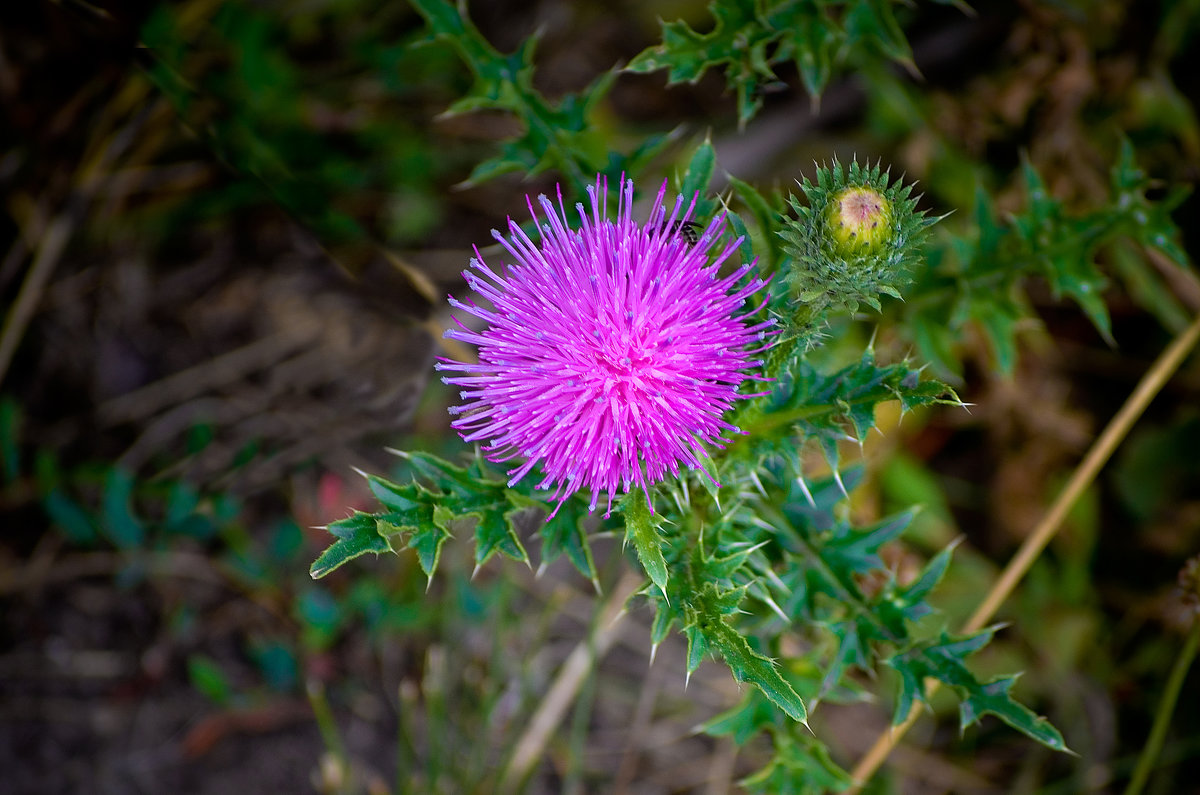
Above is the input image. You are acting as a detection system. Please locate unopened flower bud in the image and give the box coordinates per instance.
[778,158,939,346]
[826,186,894,254]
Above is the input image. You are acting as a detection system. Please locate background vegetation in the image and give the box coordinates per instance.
[2,0,1199,793]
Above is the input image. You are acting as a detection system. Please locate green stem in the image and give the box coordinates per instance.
[306,679,349,789]
[394,681,419,795]
[1124,618,1200,795]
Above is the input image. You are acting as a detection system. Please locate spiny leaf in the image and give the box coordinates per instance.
[627,0,776,125]
[471,502,529,569]
[407,0,618,193]
[872,539,957,638]
[629,0,925,124]
[698,689,780,746]
[817,619,871,703]
[887,628,1069,752]
[366,475,436,523]
[539,498,598,585]
[406,514,451,583]
[650,598,676,649]
[684,621,710,674]
[845,0,916,72]
[624,488,669,597]
[740,730,853,794]
[769,0,841,103]
[910,143,1191,374]
[960,674,1069,753]
[702,540,764,581]
[310,513,390,579]
[311,453,545,580]
[821,509,916,575]
[747,348,957,466]
[700,610,808,724]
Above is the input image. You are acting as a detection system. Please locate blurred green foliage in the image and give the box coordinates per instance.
[628,0,930,125]
[138,0,467,248]
[5,0,1199,792]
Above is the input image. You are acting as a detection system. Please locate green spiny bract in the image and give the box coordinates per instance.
[779,158,937,345]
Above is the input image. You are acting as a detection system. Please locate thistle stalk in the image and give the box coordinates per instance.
[1124,618,1200,795]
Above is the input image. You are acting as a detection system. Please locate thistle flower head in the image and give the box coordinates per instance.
[780,157,935,318]
[436,176,773,517]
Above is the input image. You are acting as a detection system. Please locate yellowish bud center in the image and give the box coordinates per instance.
[826,187,893,253]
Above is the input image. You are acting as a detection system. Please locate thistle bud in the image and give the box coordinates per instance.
[779,158,937,345]
[826,186,893,253]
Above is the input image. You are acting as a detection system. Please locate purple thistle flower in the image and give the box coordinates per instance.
[436,176,773,517]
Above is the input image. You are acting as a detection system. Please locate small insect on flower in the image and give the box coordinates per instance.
[658,219,702,246]
[436,176,774,518]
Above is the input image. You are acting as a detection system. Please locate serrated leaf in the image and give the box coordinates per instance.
[408,0,619,193]
[650,598,676,648]
[896,540,956,615]
[824,509,914,575]
[539,498,598,583]
[886,628,996,727]
[471,503,528,568]
[750,348,956,462]
[974,294,1022,375]
[703,541,760,581]
[704,615,808,723]
[313,453,551,578]
[407,511,451,582]
[684,621,710,674]
[626,0,778,125]
[310,513,390,579]
[740,730,853,794]
[817,619,871,703]
[698,689,779,745]
[624,489,668,596]
[910,309,962,379]
[915,144,1189,375]
[632,0,919,124]
[874,540,957,638]
[366,474,429,517]
[845,0,916,71]
[959,674,1069,752]
[887,628,1069,751]
[771,0,840,103]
